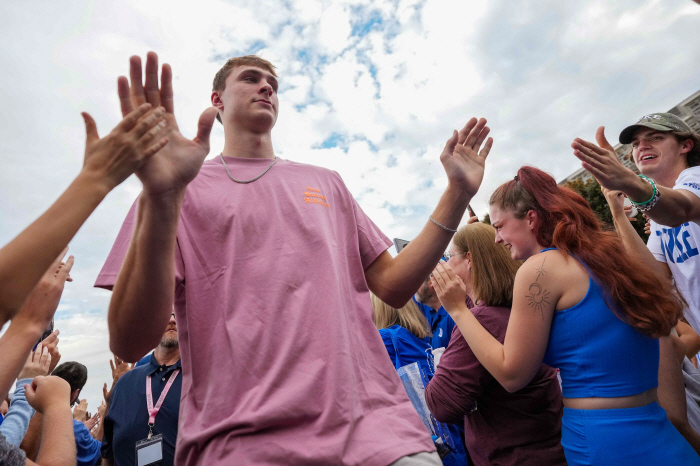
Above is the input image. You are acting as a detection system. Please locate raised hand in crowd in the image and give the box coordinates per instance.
[83,412,99,432]
[41,330,61,374]
[117,52,218,197]
[440,117,493,198]
[103,355,134,405]
[23,376,76,466]
[72,399,88,421]
[0,104,168,329]
[0,254,72,401]
[18,345,52,381]
[91,401,108,442]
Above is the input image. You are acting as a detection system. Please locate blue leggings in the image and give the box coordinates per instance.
[562,402,700,465]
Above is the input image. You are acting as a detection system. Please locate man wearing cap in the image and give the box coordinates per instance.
[572,113,700,333]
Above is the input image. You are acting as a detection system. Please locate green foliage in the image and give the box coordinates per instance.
[482,213,491,225]
[565,178,649,243]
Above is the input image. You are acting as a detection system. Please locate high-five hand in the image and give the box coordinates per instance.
[440,117,494,198]
[118,52,219,196]
[572,127,638,192]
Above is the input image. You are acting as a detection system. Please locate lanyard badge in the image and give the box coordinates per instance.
[136,369,180,466]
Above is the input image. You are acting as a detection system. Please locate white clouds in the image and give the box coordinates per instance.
[1,0,699,407]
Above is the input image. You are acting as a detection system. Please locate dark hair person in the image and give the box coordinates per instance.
[430,167,699,465]
[424,222,566,466]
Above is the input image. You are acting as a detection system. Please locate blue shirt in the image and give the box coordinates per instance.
[73,420,101,466]
[102,353,182,466]
[413,297,455,349]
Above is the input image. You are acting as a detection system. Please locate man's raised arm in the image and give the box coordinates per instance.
[365,118,492,308]
[107,52,217,361]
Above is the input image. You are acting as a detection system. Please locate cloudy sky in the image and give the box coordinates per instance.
[1,0,699,407]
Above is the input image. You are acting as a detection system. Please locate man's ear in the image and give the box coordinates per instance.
[70,388,80,406]
[680,138,695,156]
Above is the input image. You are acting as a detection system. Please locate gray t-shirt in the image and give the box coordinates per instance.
[0,432,27,466]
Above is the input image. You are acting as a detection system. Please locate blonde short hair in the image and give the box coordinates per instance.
[452,222,521,307]
[371,294,431,340]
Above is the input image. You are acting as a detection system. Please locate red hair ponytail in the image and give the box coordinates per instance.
[490,166,681,338]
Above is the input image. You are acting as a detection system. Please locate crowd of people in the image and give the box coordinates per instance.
[0,45,700,466]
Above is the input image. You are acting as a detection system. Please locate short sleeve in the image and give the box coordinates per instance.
[647,221,667,263]
[95,197,186,291]
[674,166,700,201]
[348,195,392,270]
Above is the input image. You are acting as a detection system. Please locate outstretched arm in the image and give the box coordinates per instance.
[573,127,700,227]
[0,105,167,326]
[365,118,493,308]
[107,52,217,361]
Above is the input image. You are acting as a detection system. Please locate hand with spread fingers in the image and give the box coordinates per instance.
[118,52,218,197]
[430,261,469,317]
[103,355,134,404]
[12,249,74,333]
[83,412,99,431]
[572,127,638,193]
[42,329,61,373]
[82,103,170,192]
[440,117,494,198]
[18,344,52,380]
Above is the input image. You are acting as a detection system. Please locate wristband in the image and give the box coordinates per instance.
[629,175,661,212]
[429,215,458,234]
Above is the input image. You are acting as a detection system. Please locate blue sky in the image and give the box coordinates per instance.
[0,0,699,407]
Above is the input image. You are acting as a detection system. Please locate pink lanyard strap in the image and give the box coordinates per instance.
[146,369,180,426]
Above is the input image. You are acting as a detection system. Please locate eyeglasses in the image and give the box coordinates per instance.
[442,252,460,261]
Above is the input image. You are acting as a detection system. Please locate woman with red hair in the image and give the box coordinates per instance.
[431,166,700,465]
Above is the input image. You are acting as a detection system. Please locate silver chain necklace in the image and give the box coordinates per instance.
[219,153,277,184]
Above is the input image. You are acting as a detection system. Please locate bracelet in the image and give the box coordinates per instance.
[628,175,656,206]
[630,175,661,212]
[429,215,458,233]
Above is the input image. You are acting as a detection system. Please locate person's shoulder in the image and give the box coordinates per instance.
[675,166,700,192]
[282,159,343,179]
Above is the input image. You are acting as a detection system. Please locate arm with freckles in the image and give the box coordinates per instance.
[431,254,559,393]
[572,127,700,227]
[366,118,493,309]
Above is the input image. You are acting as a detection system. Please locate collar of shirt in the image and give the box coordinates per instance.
[146,352,182,377]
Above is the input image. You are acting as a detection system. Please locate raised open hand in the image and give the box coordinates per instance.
[13,249,73,333]
[440,118,493,198]
[18,344,51,380]
[103,355,134,404]
[81,103,169,191]
[118,52,218,197]
[42,329,61,373]
[83,412,99,431]
[572,127,638,192]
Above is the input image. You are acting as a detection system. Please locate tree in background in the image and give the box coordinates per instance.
[566,178,649,242]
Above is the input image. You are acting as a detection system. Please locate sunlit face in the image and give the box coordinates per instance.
[489,205,540,261]
[213,66,279,132]
[630,128,689,179]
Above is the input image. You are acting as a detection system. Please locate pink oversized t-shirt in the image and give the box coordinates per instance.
[96,156,435,465]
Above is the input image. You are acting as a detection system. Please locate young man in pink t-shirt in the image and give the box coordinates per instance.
[97,52,493,466]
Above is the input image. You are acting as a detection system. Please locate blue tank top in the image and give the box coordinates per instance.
[541,249,659,398]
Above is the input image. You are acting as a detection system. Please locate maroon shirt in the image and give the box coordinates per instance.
[424,303,566,466]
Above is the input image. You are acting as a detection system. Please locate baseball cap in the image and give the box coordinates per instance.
[619,112,693,144]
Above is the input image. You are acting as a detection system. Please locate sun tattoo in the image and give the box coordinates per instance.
[526,257,550,320]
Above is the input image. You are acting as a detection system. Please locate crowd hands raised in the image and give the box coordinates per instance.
[0,47,699,466]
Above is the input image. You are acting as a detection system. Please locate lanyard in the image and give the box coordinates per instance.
[146,369,180,439]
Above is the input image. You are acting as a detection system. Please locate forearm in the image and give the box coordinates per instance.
[449,305,523,392]
[370,185,470,307]
[19,413,42,461]
[0,379,35,445]
[657,335,700,455]
[0,171,110,322]
[34,406,75,466]
[0,324,43,399]
[624,176,698,227]
[108,191,183,361]
[609,203,671,284]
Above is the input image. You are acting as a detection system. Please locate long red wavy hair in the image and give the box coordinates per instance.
[489,166,681,338]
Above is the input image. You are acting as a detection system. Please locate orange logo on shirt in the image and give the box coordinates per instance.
[304,187,329,208]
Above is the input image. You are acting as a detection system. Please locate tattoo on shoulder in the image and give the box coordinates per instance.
[526,256,550,320]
